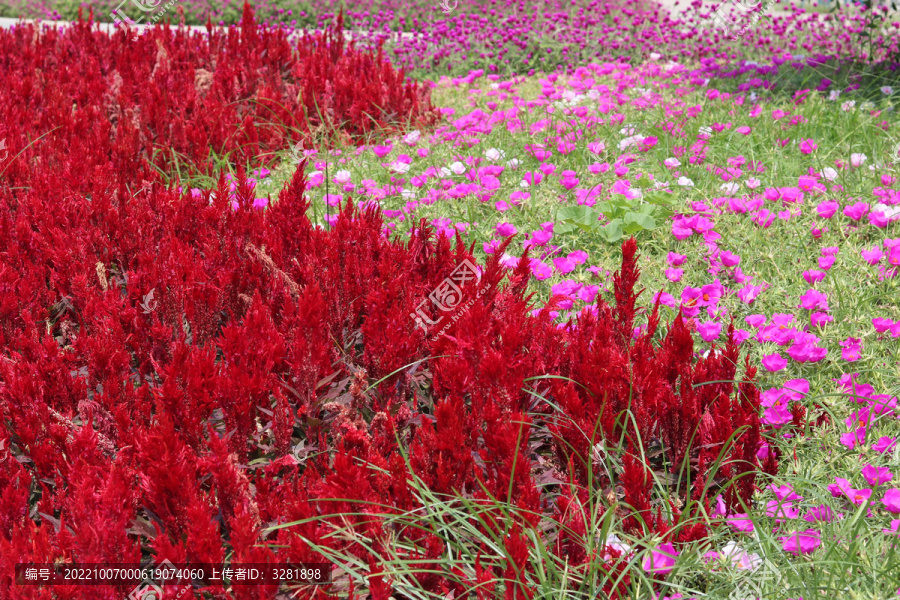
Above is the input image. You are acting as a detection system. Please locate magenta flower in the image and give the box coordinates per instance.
[848,487,873,506]
[762,353,788,372]
[642,542,678,576]
[698,283,723,307]
[496,222,517,237]
[818,254,836,270]
[762,405,793,427]
[816,201,839,219]
[799,289,829,311]
[811,312,833,327]
[766,500,800,521]
[720,250,741,266]
[553,257,576,274]
[665,268,683,282]
[667,252,687,266]
[884,520,900,535]
[843,202,870,221]
[784,378,810,398]
[780,529,821,555]
[803,270,826,284]
[883,489,900,514]
[874,437,899,453]
[568,250,588,265]
[698,321,722,342]
[727,513,755,533]
[799,139,818,154]
[840,338,862,362]
[803,505,838,523]
[862,464,893,486]
[862,246,885,265]
[769,484,803,501]
[737,284,762,304]
[873,317,895,333]
[745,314,767,328]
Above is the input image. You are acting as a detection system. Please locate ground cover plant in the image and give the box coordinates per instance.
[0,0,900,599]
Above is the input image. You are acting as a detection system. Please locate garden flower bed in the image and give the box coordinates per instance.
[0,0,899,598]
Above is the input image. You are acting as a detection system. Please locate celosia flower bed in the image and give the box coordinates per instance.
[0,3,435,184]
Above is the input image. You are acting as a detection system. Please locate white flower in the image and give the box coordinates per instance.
[618,135,643,151]
[749,92,758,102]
[822,167,838,181]
[841,100,856,112]
[664,157,681,168]
[828,90,841,101]
[334,169,352,184]
[745,177,761,189]
[485,147,504,161]
[403,130,421,145]
[440,166,453,177]
[882,86,895,95]
[506,158,521,168]
[721,182,740,195]
[519,180,530,188]
[650,52,661,60]
[389,161,410,174]
[619,125,638,136]
[860,101,876,111]
[677,176,694,187]
[699,125,713,135]
[721,541,762,571]
[603,534,632,557]
[850,153,867,168]
[449,161,466,175]
[874,203,900,219]
[400,188,416,199]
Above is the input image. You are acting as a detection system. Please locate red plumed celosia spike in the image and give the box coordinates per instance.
[620,447,653,534]
[612,237,642,345]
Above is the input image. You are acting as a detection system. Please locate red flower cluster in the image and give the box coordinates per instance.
[0,2,434,183]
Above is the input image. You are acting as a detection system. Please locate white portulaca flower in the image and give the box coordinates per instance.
[485,147,503,161]
[403,130,421,144]
[699,125,713,135]
[506,158,521,168]
[841,100,856,112]
[821,167,838,181]
[677,176,695,187]
[720,182,740,195]
[874,203,900,219]
[882,86,895,95]
[721,541,762,571]
[618,135,642,150]
[334,169,352,184]
[440,166,453,177]
[664,157,681,168]
[449,161,466,175]
[389,161,410,174]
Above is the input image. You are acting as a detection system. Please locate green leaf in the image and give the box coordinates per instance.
[598,219,623,243]
[624,211,656,231]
